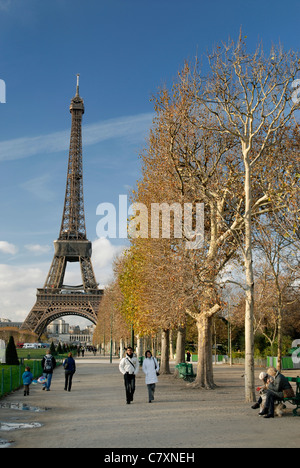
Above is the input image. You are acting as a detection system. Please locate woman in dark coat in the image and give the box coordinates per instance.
[63,352,76,392]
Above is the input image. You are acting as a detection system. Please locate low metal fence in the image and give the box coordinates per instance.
[0,358,64,398]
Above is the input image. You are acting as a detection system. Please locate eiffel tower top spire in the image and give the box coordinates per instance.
[59,75,86,240]
[76,73,80,96]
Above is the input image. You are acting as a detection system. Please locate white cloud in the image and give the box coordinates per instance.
[0,113,153,162]
[0,241,18,255]
[0,263,43,291]
[0,263,44,322]
[25,244,52,255]
[0,0,12,11]
[92,238,124,270]
[21,175,57,201]
[83,114,153,146]
[0,239,125,323]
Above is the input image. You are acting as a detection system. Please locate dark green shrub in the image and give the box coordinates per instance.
[50,341,56,356]
[5,336,20,366]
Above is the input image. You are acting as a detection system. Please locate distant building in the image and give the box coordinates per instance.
[47,319,69,335]
[47,318,95,345]
[0,318,22,329]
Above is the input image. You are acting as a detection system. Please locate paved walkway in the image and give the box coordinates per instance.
[0,357,299,448]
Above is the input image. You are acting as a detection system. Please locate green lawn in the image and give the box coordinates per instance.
[0,360,44,396]
[17,349,51,360]
[0,353,67,397]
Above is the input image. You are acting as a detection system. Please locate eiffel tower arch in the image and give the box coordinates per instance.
[21,76,103,338]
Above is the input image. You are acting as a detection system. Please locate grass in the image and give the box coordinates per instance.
[0,352,67,397]
[0,361,44,397]
[17,349,52,360]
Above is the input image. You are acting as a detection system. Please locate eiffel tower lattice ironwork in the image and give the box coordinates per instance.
[21,76,103,337]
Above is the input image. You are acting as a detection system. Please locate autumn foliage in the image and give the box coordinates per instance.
[94,34,300,396]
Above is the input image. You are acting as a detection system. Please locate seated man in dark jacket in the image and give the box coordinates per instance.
[260,367,294,419]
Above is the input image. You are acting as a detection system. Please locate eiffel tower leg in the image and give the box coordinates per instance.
[80,257,98,290]
[21,256,66,334]
[44,256,67,289]
[21,301,63,338]
[21,290,103,338]
[20,296,48,335]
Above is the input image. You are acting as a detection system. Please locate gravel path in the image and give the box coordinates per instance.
[0,357,299,448]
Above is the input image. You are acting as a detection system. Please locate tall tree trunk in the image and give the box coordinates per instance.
[244,155,256,402]
[277,294,283,372]
[120,339,125,358]
[152,335,157,357]
[137,335,144,358]
[161,329,171,374]
[195,314,216,389]
[169,329,175,360]
[175,325,186,365]
[174,325,186,378]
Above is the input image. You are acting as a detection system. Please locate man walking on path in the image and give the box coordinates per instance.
[119,347,139,404]
[41,352,56,391]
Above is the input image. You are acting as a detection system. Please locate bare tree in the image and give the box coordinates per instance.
[254,221,299,370]
[189,33,300,401]
[121,34,300,396]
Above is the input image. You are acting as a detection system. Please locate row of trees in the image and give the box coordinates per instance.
[94,33,300,402]
[0,327,37,344]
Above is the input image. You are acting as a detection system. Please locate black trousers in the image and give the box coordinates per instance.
[265,390,283,416]
[64,371,74,392]
[124,373,136,403]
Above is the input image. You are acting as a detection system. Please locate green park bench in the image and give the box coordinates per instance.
[175,363,196,382]
[285,377,300,416]
[138,356,144,366]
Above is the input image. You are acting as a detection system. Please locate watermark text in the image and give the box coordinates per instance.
[96,195,204,250]
[0,79,6,103]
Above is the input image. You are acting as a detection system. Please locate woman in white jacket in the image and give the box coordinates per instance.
[142,350,160,403]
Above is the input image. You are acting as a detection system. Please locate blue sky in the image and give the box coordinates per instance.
[0,0,299,324]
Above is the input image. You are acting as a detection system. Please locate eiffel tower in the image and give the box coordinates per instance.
[21,76,103,338]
